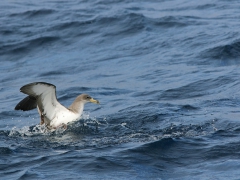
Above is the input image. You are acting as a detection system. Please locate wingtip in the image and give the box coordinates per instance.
[14,96,37,111]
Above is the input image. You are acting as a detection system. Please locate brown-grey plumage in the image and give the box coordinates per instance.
[15,82,100,129]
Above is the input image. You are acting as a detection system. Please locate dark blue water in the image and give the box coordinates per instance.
[1,0,240,179]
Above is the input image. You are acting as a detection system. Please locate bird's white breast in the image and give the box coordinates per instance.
[50,109,81,128]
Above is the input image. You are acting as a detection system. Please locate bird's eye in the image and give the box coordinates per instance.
[86,96,91,99]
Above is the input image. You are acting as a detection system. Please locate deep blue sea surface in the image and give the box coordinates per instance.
[1,0,240,179]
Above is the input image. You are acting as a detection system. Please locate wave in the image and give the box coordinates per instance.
[48,12,202,38]
[0,36,60,57]
[9,9,56,18]
[158,76,235,100]
[201,40,240,60]
[0,147,13,155]
[0,9,203,62]
[123,126,240,165]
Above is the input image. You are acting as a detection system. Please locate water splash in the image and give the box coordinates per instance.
[8,111,104,137]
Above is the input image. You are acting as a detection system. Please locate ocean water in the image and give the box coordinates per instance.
[1,0,240,179]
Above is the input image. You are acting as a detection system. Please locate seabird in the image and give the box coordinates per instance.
[15,82,99,130]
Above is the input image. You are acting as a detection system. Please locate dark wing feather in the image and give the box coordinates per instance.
[15,96,37,111]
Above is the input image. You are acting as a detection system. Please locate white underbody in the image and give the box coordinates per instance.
[50,109,81,128]
[38,104,83,128]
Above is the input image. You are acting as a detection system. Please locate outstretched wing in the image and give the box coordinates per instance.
[20,82,66,121]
